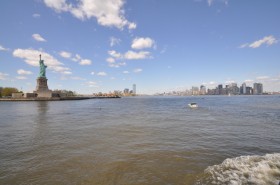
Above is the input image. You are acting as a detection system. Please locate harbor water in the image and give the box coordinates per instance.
[0,96,279,184]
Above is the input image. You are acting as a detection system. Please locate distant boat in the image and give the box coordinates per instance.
[188,102,198,108]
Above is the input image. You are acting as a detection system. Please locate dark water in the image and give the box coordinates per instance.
[0,96,279,185]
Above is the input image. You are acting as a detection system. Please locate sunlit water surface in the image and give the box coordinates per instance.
[0,96,279,185]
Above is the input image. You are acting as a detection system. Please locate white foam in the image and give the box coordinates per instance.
[201,153,280,185]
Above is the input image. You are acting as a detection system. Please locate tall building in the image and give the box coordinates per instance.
[241,83,246,94]
[124,88,129,94]
[218,84,223,95]
[246,87,253,95]
[253,83,263,95]
[133,84,136,94]
[200,85,206,95]
[192,86,199,95]
[228,83,239,95]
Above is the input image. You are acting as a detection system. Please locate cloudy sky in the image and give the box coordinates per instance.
[0,0,279,94]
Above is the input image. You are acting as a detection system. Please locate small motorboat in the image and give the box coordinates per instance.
[188,102,198,108]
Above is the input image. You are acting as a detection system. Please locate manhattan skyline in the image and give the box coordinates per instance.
[0,0,279,94]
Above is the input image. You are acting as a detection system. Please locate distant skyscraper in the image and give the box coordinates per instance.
[228,83,239,95]
[218,84,223,95]
[200,85,206,95]
[253,83,263,95]
[133,84,136,94]
[246,87,253,95]
[124,88,129,94]
[242,83,246,94]
[192,86,199,95]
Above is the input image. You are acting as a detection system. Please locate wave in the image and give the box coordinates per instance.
[196,153,280,185]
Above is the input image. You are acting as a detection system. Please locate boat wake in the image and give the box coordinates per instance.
[196,153,280,185]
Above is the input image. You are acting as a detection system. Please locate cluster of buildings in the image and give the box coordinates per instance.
[124,84,137,96]
[94,84,137,97]
[157,82,265,96]
[201,82,263,96]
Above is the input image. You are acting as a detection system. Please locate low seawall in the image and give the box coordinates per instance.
[0,96,120,101]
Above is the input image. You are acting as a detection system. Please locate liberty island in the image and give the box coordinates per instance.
[0,55,119,101]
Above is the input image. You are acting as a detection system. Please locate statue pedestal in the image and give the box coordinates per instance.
[34,77,52,98]
[36,77,49,91]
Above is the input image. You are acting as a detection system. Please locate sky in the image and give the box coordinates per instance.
[0,0,280,94]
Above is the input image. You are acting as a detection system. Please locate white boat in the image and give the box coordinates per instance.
[188,102,198,108]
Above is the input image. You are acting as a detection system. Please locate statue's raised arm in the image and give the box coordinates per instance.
[39,54,47,78]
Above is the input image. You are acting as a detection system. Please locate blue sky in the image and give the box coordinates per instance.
[0,0,279,94]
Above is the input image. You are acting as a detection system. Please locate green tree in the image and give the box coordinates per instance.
[1,87,19,97]
[0,87,2,97]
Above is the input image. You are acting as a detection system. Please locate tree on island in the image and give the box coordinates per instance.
[52,89,77,97]
[0,87,19,97]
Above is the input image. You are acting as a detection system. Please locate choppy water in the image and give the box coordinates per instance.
[0,96,279,185]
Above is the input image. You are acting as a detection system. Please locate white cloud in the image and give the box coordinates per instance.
[32,34,47,42]
[108,49,152,62]
[270,78,279,81]
[239,43,248,48]
[16,76,27,80]
[207,0,213,6]
[60,51,72,58]
[0,72,9,80]
[106,57,115,63]
[33,13,41,18]
[79,59,92,65]
[70,53,91,65]
[108,50,122,59]
[124,50,151,60]
[256,76,270,80]
[43,0,70,12]
[119,62,126,66]
[109,63,119,68]
[13,48,71,74]
[201,81,217,89]
[17,69,33,75]
[244,79,254,83]
[123,71,129,74]
[110,37,121,47]
[97,72,107,76]
[250,36,277,48]
[71,76,86,80]
[128,22,137,30]
[63,71,72,75]
[207,0,229,6]
[44,0,136,30]
[133,68,142,73]
[91,72,95,75]
[88,81,97,85]
[108,62,126,68]
[86,81,98,87]
[0,45,9,51]
[225,80,235,84]
[131,37,155,50]
[72,54,81,62]
[240,35,278,48]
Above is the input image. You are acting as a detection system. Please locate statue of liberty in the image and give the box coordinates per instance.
[39,54,47,78]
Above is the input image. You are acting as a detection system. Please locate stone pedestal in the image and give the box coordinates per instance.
[34,77,53,98]
[36,77,49,91]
